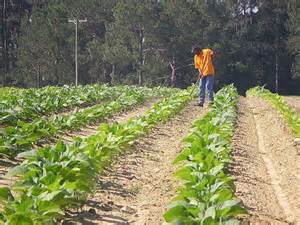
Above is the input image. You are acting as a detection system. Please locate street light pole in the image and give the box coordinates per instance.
[68,18,87,86]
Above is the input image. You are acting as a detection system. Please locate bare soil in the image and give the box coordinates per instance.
[284,96,300,115]
[231,97,300,225]
[0,158,19,187]
[62,100,207,225]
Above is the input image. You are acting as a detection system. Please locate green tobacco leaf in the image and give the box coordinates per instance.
[209,164,224,176]
[210,188,232,204]
[220,199,246,217]
[17,150,36,158]
[14,196,34,214]
[202,217,218,225]
[6,214,34,225]
[203,206,216,220]
[174,167,193,182]
[0,187,14,202]
[5,165,27,178]
[164,205,187,222]
[220,199,240,210]
[39,191,62,202]
[173,148,191,164]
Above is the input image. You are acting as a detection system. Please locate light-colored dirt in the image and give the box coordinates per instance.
[62,100,207,225]
[284,96,300,115]
[231,97,300,225]
[0,158,19,187]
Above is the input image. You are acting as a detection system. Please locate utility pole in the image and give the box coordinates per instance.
[68,18,87,86]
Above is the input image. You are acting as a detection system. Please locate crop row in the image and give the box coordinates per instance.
[0,84,127,125]
[164,85,246,225]
[0,88,24,101]
[247,87,300,137]
[0,86,175,158]
[0,90,192,224]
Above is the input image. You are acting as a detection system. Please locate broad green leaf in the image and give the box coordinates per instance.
[174,167,193,182]
[6,214,33,225]
[203,206,216,220]
[5,165,27,178]
[0,187,14,202]
[164,205,187,222]
[173,148,191,164]
[17,150,36,158]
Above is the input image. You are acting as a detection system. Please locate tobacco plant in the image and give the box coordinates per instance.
[0,90,192,224]
[164,85,246,225]
[247,86,300,137]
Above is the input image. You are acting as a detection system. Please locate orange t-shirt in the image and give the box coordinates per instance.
[194,48,215,76]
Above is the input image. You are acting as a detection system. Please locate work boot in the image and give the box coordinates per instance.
[196,102,204,107]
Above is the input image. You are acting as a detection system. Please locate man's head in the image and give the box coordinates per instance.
[192,45,202,55]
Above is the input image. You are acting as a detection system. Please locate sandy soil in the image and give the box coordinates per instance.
[0,158,19,187]
[62,100,207,225]
[284,96,300,115]
[231,97,300,225]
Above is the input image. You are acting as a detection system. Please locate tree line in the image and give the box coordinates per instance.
[0,0,299,94]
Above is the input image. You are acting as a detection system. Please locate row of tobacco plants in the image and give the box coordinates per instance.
[247,86,300,138]
[0,88,25,101]
[0,86,175,158]
[0,90,192,224]
[0,84,157,125]
[164,85,246,225]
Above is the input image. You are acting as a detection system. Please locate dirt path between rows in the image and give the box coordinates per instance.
[62,100,207,225]
[0,99,158,189]
[284,96,300,115]
[62,99,158,143]
[231,97,300,225]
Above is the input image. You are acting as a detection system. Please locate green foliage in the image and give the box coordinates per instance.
[247,86,300,137]
[2,1,299,93]
[0,84,117,125]
[164,85,246,224]
[0,85,177,158]
[0,89,192,224]
[287,0,300,79]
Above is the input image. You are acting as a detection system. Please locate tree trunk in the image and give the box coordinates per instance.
[138,26,144,86]
[170,56,176,87]
[275,50,279,93]
[2,0,8,86]
[37,65,40,88]
[110,64,115,85]
[275,13,279,93]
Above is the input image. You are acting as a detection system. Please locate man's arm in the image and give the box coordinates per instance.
[198,69,202,78]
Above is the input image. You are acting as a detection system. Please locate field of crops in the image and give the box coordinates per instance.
[0,84,299,225]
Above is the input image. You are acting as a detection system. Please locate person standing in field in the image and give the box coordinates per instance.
[193,45,215,107]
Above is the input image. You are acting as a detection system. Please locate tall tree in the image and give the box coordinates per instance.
[0,0,298,94]
[103,1,160,85]
[0,0,31,86]
[288,0,300,79]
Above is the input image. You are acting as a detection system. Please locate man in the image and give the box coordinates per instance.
[193,45,215,107]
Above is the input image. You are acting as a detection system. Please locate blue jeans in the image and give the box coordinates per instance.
[199,75,214,104]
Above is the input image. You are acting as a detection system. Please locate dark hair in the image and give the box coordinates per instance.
[192,45,202,54]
